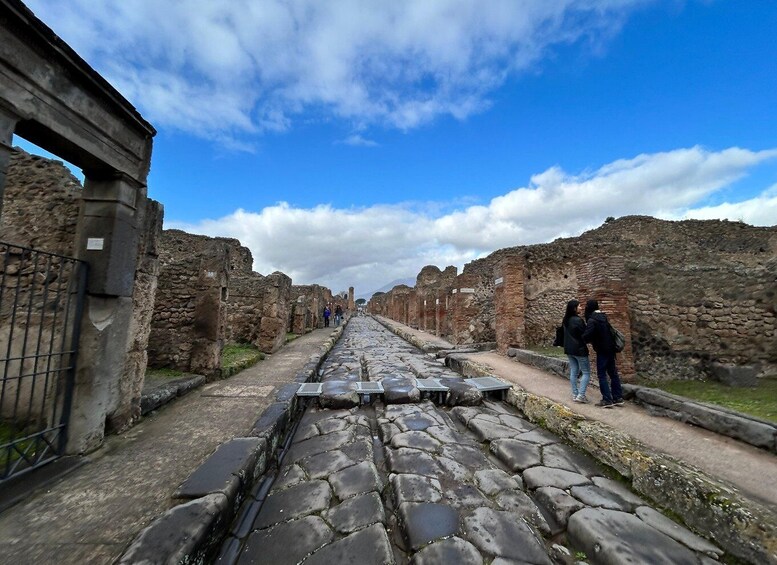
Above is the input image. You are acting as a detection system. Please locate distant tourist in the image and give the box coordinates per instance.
[562,299,591,403]
[582,299,624,408]
[323,305,331,327]
[334,304,343,326]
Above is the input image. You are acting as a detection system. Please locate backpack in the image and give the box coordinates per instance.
[609,323,626,353]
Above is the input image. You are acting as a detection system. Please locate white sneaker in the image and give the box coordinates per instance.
[575,395,590,404]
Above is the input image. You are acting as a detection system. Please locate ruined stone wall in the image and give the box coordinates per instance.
[524,258,578,347]
[227,270,291,353]
[289,284,332,334]
[148,230,230,376]
[415,265,457,336]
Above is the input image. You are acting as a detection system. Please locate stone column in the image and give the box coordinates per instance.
[408,290,418,328]
[189,240,229,376]
[494,257,526,353]
[0,107,18,217]
[348,286,355,311]
[68,174,144,453]
[576,256,635,379]
[450,273,480,345]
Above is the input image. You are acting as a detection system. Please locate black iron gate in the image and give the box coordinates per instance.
[0,242,87,482]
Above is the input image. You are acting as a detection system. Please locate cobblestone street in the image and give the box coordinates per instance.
[224,317,723,564]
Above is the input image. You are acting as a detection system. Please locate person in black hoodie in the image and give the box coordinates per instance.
[562,299,591,403]
[582,299,624,408]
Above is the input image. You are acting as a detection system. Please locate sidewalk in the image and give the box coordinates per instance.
[382,319,777,512]
[0,327,338,565]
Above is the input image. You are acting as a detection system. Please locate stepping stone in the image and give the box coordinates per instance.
[523,467,590,490]
[443,380,482,406]
[568,508,699,565]
[319,381,359,409]
[399,502,460,551]
[328,461,381,500]
[303,524,393,565]
[463,508,552,564]
[240,516,333,565]
[254,480,332,529]
[324,492,385,534]
[382,376,421,404]
[490,439,542,472]
[391,474,443,505]
[410,537,483,565]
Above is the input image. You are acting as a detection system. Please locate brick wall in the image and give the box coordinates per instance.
[494,256,526,353]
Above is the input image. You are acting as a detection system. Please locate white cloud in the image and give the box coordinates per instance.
[24,0,648,142]
[341,134,379,147]
[170,146,777,294]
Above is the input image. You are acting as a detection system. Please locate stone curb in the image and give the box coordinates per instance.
[507,348,568,379]
[373,315,449,352]
[140,374,206,416]
[622,383,777,454]
[118,326,345,564]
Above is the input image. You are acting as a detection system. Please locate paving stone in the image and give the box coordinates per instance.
[590,476,647,507]
[463,508,551,564]
[324,492,385,534]
[379,422,401,442]
[391,473,443,504]
[569,485,635,511]
[273,463,306,490]
[522,467,590,490]
[473,469,521,496]
[635,506,723,558]
[493,490,551,536]
[341,437,374,461]
[329,461,381,500]
[467,419,523,442]
[384,404,425,421]
[390,430,441,452]
[514,429,559,446]
[425,424,469,444]
[437,455,474,482]
[303,523,394,565]
[444,483,490,508]
[240,516,333,565]
[497,414,536,433]
[300,450,355,480]
[286,430,353,463]
[399,502,461,551]
[541,443,604,477]
[439,444,491,471]
[567,508,699,565]
[533,486,584,531]
[295,422,322,443]
[388,448,442,477]
[254,480,332,529]
[395,412,443,432]
[317,417,350,435]
[490,439,542,472]
[451,406,482,426]
[319,381,359,409]
[410,537,483,565]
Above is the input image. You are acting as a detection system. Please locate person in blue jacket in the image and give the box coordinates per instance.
[582,299,624,408]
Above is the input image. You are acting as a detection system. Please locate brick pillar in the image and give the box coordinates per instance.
[435,291,449,337]
[495,257,526,353]
[450,273,480,345]
[408,290,418,328]
[576,256,635,379]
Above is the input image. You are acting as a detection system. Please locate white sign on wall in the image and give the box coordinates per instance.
[494,277,504,285]
[86,238,104,250]
[460,288,475,294]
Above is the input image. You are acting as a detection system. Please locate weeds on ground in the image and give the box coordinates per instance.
[221,343,265,369]
[644,377,777,424]
[285,333,299,343]
[526,346,568,360]
[145,367,185,379]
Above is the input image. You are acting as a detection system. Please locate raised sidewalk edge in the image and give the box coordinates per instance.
[374,315,777,565]
[118,324,346,564]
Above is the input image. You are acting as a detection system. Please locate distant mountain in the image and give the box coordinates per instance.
[357,277,415,301]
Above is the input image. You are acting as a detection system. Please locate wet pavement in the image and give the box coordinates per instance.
[221,317,723,564]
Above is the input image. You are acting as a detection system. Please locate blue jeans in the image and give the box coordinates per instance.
[596,352,623,403]
[567,355,591,398]
[334,314,341,326]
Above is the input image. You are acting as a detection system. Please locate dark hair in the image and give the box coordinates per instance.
[584,299,599,321]
[562,299,579,328]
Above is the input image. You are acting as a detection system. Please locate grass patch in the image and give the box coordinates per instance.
[146,367,185,379]
[285,333,299,343]
[645,378,777,424]
[526,346,568,360]
[222,343,265,368]
[0,423,40,465]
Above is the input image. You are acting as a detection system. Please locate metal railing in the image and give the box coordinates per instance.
[0,242,87,482]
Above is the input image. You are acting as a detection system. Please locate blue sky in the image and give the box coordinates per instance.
[16,1,777,295]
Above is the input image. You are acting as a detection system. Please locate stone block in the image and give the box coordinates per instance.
[709,362,758,387]
[175,438,262,500]
[304,523,393,565]
[463,508,551,564]
[241,515,333,564]
[399,502,460,551]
